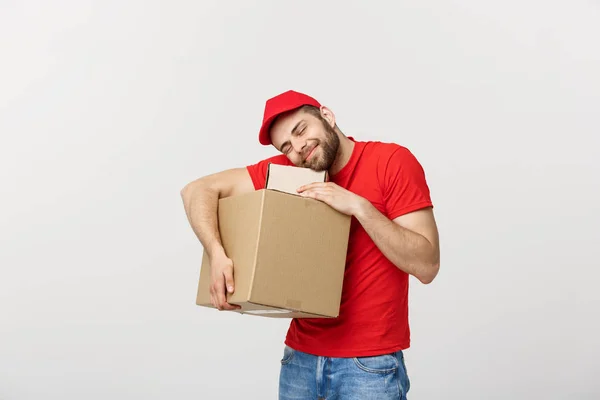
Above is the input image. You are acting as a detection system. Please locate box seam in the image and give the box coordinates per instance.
[247,190,265,300]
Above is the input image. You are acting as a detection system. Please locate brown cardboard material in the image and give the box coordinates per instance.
[196,163,351,318]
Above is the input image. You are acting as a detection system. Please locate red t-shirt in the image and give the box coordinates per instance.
[245,138,433,357]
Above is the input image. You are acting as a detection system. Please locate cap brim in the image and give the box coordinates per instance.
[258,115,276,145]
[258,99,319,146]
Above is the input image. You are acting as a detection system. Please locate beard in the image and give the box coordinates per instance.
[301,123,340,171]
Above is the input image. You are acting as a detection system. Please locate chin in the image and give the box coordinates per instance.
[310,160,330,171]
[300,153,332,171]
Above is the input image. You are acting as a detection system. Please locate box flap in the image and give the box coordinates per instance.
[265,163,327,196]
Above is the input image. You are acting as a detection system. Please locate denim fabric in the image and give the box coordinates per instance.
[278,346,410,399]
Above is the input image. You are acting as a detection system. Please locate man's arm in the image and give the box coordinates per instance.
[355,203,440,284]
[180,167,254,257]
[180,167,255,309]
[297,182,440,284]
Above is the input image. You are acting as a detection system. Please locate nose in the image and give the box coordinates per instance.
[291,136,307,154]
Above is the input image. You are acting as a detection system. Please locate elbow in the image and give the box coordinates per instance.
[180,181,203,213]
[180,179,221,214]
[416,260,440,285]
[417,246,440,284]
[180,182,195,205]
[180,184,189,199]
[180,178,209,201]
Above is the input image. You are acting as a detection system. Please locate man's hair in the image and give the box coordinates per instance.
[298,105,339,131]
[297,105,322,118]
[270,105,339,135]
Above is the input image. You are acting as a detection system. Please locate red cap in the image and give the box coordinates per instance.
[258,90,321,145]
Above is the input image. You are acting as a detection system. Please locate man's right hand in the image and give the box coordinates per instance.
[180,167,254,311]
[209,251,241,311]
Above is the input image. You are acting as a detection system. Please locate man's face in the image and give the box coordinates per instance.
[269,108,340,171]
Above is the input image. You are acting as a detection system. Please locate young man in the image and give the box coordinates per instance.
[180,90,440,399]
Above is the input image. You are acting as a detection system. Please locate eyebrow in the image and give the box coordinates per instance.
[278,121,304,152]
[291,121,303,135]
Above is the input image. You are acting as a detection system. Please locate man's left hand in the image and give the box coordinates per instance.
[297,182,367,216]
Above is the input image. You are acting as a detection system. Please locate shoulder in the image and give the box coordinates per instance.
[246,154,293,190]
[358,140,433,216]
[266,154,294,165]
[248,153,293,169]
[359,140,422,170]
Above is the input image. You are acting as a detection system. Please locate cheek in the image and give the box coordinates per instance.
[287,154,302,166]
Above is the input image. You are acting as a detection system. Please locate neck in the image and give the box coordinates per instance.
[328,132,354,176]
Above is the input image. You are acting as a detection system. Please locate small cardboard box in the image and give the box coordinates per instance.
[196,164,351,318]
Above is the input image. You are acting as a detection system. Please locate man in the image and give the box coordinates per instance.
[180,90,440,399]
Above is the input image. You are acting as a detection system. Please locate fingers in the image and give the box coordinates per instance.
[300,188,331,201]
[220,268,240,310]
[210,285,216,308]
[210,279,218,308]
[297,182,333,193]
[211,276,240,311]
[208,256,241,311]
[223,268,235,294]
[214,278,226,310]
[214,279,239,311]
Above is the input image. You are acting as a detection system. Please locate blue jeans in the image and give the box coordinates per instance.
[278,345,410,399]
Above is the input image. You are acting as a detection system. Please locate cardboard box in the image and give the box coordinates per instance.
[196,164,351,318]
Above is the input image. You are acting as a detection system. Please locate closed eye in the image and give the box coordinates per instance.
[293,124,306,137]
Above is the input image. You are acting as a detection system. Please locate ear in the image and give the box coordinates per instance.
[319,106,336,128]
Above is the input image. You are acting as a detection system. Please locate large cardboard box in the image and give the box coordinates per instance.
[196,164,351,318]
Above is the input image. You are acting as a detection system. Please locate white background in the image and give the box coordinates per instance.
[1,1,599,399]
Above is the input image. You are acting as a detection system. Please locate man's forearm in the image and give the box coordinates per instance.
[354,201,439,284]
[180,182,225,260]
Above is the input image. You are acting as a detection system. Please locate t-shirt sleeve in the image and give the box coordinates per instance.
[381,146,433,220]
[246,154,292,190]
[246,159,270,190]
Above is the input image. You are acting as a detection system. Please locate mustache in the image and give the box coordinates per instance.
[302,142,320,160]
